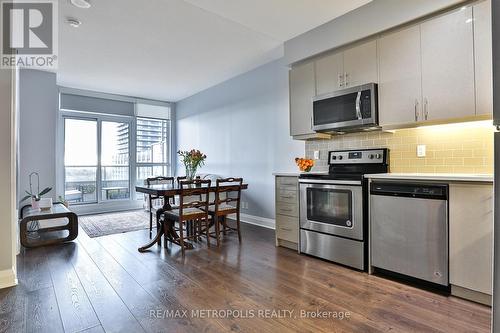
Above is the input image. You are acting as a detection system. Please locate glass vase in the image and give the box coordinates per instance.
[185,165,197,181]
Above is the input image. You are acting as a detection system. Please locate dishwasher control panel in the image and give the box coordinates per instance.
[370,182,448,200]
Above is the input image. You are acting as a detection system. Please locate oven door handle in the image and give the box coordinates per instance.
[355,91,362,120]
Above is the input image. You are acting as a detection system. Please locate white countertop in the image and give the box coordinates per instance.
[273,171,328,177]
[273,172,301,177]
[364,173,493,183]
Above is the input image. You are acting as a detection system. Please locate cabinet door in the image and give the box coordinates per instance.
[289,62,316,136]
[474,0,493,116]
[421,7,475,121]
[343,40,378,87]
[449,184,493,295]
[378,26,423,126]
[315,52,344,95]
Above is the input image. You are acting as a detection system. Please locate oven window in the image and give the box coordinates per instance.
[306,188,352,227]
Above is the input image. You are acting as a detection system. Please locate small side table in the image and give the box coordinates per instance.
[20,203,78,248]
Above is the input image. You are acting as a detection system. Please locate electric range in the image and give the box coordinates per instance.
[298,148,389,270]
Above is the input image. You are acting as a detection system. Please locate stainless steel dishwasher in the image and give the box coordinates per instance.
[370,182,449,286]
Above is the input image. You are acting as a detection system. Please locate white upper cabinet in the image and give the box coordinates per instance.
[289,62,316,136]
[378,26,423,126]
[315,52,344,96]
[315,40,377,96]
[420,7,475,121]
[474,0,493,116]
[343,40,378,88]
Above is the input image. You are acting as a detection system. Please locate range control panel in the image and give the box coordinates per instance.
[329,149,387,165]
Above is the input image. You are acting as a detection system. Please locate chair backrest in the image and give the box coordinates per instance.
[146,176,174,186]
[179,179,211,220]
[214,178,243,211]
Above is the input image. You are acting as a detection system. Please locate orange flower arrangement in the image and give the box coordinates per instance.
[295,158,314,172]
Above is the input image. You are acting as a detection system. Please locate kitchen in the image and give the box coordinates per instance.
[3,0,499,332]
[275,0,495,313]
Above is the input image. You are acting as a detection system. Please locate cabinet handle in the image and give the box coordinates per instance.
[339,74,344,87]
[310,116,313,129]
[280,208,293,212]
[280,195,294,199]
[344,73,349,87]
[424,98,429,120]
[414,99,419,122]
[280,227,293,231]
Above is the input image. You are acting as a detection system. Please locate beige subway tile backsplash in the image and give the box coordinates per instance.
[305,121,493,174]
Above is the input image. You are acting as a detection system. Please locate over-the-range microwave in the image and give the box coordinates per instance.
[312,83,378,133]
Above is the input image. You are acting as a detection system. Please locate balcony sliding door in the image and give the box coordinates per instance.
[64,118,98,204]
[101,121,130,201]
[64,116,132,205]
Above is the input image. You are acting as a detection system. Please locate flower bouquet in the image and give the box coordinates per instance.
[178,149,207,180]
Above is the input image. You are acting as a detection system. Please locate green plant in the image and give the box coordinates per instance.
[20,172,52,203]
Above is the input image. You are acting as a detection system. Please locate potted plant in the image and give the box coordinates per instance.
[178,149,207,180]
[20,172,52,210]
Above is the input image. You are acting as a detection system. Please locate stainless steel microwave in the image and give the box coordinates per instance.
[312,83,378,132]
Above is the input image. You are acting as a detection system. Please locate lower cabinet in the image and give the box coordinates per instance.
[275,176,299,250]
[449,183,493,305]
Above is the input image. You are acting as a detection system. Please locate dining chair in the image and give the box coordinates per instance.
[206,178,243,246]
[162,179,211,255]
[146,176,175,238]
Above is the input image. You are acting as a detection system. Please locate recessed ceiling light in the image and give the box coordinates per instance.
[66,18,82,28]
[70,0,91,9]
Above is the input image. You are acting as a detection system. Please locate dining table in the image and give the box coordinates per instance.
[135,181,248,252]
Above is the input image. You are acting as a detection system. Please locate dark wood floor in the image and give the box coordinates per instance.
[0,221,491,333]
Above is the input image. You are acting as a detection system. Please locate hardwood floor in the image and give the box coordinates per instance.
[0,221,491,333]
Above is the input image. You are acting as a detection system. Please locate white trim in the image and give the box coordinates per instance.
[0,268,17,289]
[239,213,275,230]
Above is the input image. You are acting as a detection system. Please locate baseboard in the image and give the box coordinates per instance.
[239,213,275,230]
[0,267,17,289]
[451,285,492,306]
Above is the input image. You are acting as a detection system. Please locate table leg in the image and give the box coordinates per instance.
[138,221,164,252]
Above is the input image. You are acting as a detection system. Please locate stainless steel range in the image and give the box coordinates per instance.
[298,148,389,270]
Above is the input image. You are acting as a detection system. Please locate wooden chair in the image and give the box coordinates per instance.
[162,179,211,255]
[146,176,174,238]
[207,178,243,246]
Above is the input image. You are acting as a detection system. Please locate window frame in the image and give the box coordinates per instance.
[134,116,172,199]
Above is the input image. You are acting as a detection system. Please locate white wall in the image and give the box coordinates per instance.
[0,68,17,288]
[284,0,466,64]
[18,69,58,202]
[176,58,304,222]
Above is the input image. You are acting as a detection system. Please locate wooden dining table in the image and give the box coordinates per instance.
[135,182,248,252]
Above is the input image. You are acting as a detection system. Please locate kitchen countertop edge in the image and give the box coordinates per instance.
[364,173,493,183]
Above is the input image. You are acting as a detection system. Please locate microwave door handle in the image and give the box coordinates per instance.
[355,91,362,120]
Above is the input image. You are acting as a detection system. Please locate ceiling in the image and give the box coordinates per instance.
[58,0,371,102]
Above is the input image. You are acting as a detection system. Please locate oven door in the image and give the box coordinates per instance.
[299,182,363,240]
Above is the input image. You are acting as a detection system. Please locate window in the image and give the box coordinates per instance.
[135,117,171,199]
[62,113,171,206]
[60,94,172,210]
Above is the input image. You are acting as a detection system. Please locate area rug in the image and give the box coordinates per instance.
[79,210,150,238]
